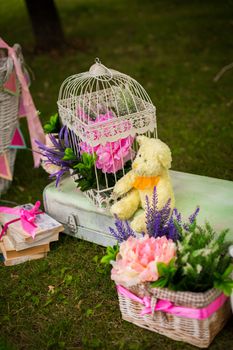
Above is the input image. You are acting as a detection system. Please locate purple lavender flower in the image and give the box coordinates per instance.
[182,207,200,230]
[188,207,200,224]
[145,187,200,241]
[109,215,136,243]
[109,187,200,243]
[35,126,79,186]
[49,168,70,187]
[145,187,176,240]
[173,208,182,226]
[166,215,180,241]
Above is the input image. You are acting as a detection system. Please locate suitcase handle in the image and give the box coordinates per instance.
[67,214,78,234]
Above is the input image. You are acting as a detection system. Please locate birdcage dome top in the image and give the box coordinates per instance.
[57,58,156,146]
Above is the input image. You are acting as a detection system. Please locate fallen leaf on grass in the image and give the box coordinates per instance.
[75,299,83,310]
[48,285,55,294]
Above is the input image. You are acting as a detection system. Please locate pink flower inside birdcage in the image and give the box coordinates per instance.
[79,109,134,173]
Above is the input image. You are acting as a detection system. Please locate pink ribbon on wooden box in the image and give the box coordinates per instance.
[0,37,45,167]
[117,285,228,320]
[0,201,43,240]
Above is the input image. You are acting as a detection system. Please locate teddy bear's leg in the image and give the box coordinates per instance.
[110,188,140,220]
[130,212,146,233]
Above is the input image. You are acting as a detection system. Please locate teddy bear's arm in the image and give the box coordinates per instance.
[113,170,136,197]
[110,188,140,220]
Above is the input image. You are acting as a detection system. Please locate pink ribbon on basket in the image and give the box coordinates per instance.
[116,285,228,320]
[0,37,45,167]
[0,201,43,240]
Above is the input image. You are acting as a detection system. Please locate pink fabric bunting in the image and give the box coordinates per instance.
[9,127,26,149]
[0,38,45,167]
[0,153,12,180]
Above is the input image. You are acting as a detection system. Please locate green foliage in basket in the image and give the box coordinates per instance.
[100,245,119,265]
[43,113,61,134]
[151,259,177,289]
[214,264,233,296]
[151,221,233,295]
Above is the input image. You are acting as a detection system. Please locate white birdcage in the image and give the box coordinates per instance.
[57,58,157,209]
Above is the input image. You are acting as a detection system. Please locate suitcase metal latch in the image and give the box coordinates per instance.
[67,214,78,234]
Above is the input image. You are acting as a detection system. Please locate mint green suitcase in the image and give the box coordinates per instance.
[43,170,233,247]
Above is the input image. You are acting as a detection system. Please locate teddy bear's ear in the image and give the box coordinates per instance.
[136,135,148,146]
[158,149,172,169]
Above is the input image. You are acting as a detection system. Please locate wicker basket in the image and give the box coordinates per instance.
[0,46,21,195]
[117,283,232,348]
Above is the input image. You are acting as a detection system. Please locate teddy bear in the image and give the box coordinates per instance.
[110,136,175,232]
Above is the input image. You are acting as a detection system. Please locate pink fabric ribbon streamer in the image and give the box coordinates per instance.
[0,201,43,240]
[117,285,228,320]
[0,37,45,167]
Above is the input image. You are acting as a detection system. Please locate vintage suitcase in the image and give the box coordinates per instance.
[43,170,233,247]
[43,175,116,247]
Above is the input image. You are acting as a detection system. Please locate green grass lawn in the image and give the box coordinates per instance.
[0,0,233,349]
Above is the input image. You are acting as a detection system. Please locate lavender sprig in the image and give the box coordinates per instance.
[183,207,200,231]
[36,126,79,186]
[173,208,182,226]
[109,215,136,243]
[145,187,200,241]
[145,188,175,240]
[188,207,200,225]
[49,167,70,187]
[109,188,201,243]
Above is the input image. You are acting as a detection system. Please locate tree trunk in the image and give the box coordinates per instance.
[25,0,65,52]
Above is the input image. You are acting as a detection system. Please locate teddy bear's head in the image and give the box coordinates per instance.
[132,136,172,176]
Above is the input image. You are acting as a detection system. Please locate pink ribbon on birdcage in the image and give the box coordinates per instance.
[116,285,228,320]
[0,37,45,167]
[0,201,44,240]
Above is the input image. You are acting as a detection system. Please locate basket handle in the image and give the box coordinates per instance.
[0,43,23,85]
[0,55,13,84]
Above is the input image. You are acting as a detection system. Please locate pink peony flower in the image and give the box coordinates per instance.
[111,235,176,287]
[79,110,134,173]
[95,111,114,123]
